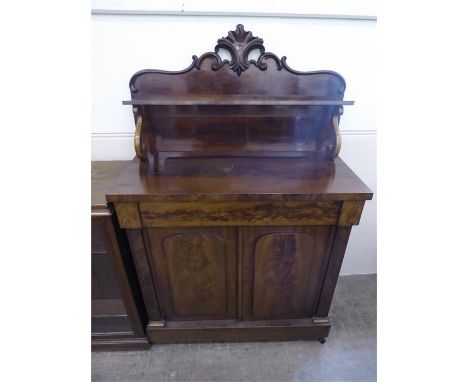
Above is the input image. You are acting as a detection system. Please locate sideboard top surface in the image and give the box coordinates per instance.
[92,160,131,209]
[105,156,372,203]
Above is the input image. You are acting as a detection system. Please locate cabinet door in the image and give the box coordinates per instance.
[241,226,333,320]
[146,227,238,320]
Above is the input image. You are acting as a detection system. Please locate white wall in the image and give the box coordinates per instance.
[91,4,376,275]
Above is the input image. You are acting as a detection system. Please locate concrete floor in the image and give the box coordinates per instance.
[92,274,376,382]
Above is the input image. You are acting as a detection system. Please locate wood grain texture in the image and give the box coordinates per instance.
[147,318,330,343]
[129,24,346,98]
[97,25,374,344]
[106,156,372,203]
[132,106,147,160]
[92,160,130,209]
[92,299,126,316]
[328,108,343,159]
[164,233,227,316]
[242,226,332,320]
[146,227,238,320]
[139,201,339,227]
[115,203,142,228]
[126,229,162,321]
[252,233,315,317]
[92,337,150,351]
[316,227,352,317]
[125,24,350,171]
[123,99,353,106]
[338,200,365,226]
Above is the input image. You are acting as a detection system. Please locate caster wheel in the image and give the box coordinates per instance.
[319,337,326,344]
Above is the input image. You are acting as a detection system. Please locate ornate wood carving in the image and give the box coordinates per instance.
[129,24,346,91]
[125,24,352,171]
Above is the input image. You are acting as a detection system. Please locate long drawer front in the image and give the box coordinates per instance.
[115,201,341,228]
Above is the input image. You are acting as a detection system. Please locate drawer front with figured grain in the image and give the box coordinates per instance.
[138,201,340,227]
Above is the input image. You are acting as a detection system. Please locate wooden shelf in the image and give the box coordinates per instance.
[122,99,354,106]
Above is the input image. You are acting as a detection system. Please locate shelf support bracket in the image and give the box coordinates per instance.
[327,106,343,159]
[133,106,147,160]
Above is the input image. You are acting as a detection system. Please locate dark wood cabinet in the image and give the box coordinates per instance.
[241,226,332,321]
[146,227,238,321]
[107,157,371,343]
[91,162,149,351]
[102,25,373,344]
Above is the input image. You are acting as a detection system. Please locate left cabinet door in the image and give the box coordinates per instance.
[145,227,238,321]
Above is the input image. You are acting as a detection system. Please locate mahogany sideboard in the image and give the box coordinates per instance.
[104,25,373,343]
[92,161,149,350]
[106,157,372,343]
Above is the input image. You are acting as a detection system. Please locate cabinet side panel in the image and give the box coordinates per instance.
[126,229,162,321]
[316,226,352,317]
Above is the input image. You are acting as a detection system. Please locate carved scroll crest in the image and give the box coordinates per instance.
[193,24,282,76]
[130,24,346,92]
[126,24,349,167]
[213,24,274,75]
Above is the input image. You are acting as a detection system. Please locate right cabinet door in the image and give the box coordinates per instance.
[241,226,334,320]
